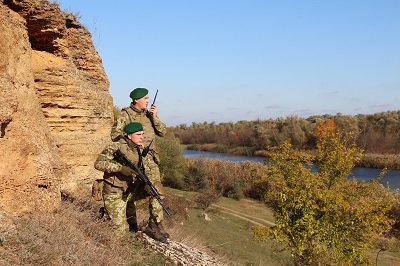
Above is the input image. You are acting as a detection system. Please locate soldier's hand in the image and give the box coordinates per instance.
[144,184,152,195]
[150,104,158,117]
[120,165,135,177]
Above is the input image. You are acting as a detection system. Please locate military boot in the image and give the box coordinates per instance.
[143,221,167,243]
[157,222,170,238]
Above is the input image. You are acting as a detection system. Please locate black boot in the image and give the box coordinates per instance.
[157,222,170,238]
[143,221,167,243]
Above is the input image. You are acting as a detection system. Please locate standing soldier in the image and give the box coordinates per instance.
[111,88,166,143]
[95,122,168,242]
[110,88,168,235]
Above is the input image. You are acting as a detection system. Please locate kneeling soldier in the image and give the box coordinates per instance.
[94,122,168,242]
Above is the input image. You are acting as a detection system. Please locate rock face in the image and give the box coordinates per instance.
[0,0,113,214]
[140,234,227,266]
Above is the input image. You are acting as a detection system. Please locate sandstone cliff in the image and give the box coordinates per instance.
[0,0,113,214]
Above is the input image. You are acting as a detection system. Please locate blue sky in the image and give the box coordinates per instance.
[56,0,400,126]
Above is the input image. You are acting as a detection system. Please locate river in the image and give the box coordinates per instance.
[184,150,400,190]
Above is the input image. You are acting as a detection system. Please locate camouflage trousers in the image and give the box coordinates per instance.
[103,189,134,234]
[103,169,165,233]
[135,160,165,226]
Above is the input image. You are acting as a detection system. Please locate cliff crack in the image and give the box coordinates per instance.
[1,121,10,138]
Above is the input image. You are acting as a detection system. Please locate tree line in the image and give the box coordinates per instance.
[169,110,400,154]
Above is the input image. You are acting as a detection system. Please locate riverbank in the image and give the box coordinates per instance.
[183,149,400,189]
[185,144,400,170]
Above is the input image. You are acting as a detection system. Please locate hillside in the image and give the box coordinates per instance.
[0,192,226,265]
[168,188,400,266]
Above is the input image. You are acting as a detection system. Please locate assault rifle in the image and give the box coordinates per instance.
[114,149,171,216]
[142,139,154,157]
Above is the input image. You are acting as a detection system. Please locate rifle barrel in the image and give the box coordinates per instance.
[142,139,154,157]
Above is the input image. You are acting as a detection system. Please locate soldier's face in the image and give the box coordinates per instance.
[134,95,149,110]
[128,131,144,146]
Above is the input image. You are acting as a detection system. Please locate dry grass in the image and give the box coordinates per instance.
[0,192,171,266]
[162,190,235,264]
[186,143,256,156]
[361,153,400,170]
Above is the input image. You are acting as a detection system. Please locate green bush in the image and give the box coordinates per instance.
[223,182,244,200]
[194,187,220,210]
[184,159,209,191]
[157,134,187,189]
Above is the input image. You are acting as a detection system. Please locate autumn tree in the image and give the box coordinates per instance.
[169,110,400,154]
[254,127,395,265]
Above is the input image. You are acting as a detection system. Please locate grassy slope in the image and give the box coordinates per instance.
[167,188,400,266]
[168,188,287,265]
[177,208,282,266]
[0,195,171,266]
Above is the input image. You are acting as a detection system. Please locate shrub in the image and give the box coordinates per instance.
[254,130,395,265]
[157,134,188,189]
[388,190,400,238]
[184,159,209,191]
[183,158,270,201]
[194,187,221,210]
[223,182,244,200]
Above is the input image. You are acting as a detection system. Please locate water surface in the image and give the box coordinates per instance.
[184,150,400,189]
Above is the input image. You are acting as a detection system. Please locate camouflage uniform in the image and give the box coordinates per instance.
[111,105,166,219]
[94,137,165,233]
[111,105,166,142]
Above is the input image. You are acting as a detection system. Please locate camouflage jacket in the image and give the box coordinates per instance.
[110,105,166,149]
[94,138,151,190]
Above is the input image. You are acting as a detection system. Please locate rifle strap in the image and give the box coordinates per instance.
[136,146,144,173]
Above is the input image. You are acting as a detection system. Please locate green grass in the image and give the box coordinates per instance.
[373,248,400,266]
[215,197,275,224]
[166,188,275,225]
[167,188,400,266]
[167,187,197,199]
[178,208,283,266]
[167,188,288,265]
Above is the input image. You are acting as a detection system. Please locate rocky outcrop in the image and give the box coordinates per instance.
[0,0,113,214]
[0,2,61,213]
[140,234,226,266]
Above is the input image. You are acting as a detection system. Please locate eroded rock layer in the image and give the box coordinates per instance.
[0,0,113,214]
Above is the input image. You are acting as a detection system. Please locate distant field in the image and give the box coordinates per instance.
[166,188,400,266]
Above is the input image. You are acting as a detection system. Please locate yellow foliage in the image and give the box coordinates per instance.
[261,130,395,265]
[314,119,336,139]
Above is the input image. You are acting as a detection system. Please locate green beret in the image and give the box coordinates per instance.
[130,88,148,99]
[123,122,143,134]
